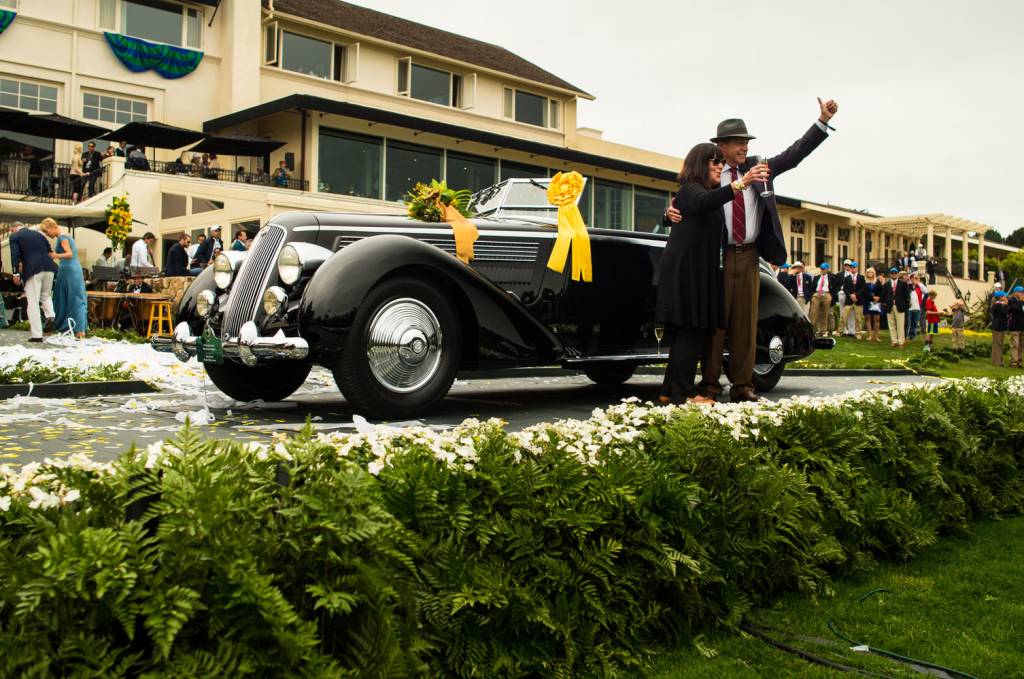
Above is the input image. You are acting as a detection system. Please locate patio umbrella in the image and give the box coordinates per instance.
[0,106,28,129]
[11,113,108,142]
[100,120,205,150]
[187,133,285,157]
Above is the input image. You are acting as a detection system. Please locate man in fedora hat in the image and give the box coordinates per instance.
[666,97,838,401]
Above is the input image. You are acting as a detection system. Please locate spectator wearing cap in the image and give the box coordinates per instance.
[193,226,222,268]
[776,262,792,288]
[991,290,1009,367]
[786,261,813,315]
[1007,285,1024,368]
[948,298,967,351]
[841,260,866,339]
[810,262,835,336]
[884,268,910,347]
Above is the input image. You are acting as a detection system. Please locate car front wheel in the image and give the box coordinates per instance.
[204,361,312,402]
[751,361,785,393]
[333,277,461,419]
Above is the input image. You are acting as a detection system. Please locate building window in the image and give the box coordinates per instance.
[445,151,496,195]
[500,160,546,182]
[577,177,592,225]
[161,193,186,219]
[385,140,442,202]
[503,87,560,129]
[790,218,806,234]
[318,127,381,199]
[790,236,805,262]
[593,179,633,230]
[815,222,829,238]
[83,93,148,124]
[838,227,851,242]
[633,188,670,233]
[0,78,57,113]
[104,0,202,49]
[281,31,333,80]
[396,59,465,107]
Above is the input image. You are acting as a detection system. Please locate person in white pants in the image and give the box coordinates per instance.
[8,222,58,342]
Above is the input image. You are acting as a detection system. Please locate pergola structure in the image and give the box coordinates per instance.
[865,213,991,279]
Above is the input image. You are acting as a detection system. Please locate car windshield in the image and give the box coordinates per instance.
[470,178,582,222]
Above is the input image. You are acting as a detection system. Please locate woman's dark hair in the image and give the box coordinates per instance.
[677,142,724,189]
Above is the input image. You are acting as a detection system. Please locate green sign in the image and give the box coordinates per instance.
[195,324,223,364]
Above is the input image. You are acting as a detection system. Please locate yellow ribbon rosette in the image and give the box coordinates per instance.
[545,171,592,282]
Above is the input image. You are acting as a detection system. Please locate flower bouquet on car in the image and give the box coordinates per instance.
[404,179,477,262]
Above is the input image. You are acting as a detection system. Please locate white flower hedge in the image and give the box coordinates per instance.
[2,377,1023,677]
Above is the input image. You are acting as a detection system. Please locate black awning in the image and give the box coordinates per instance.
[0,106,28,129]
[203,94,680,184]
[8,113,108,142]
[188,133,286,156]
[100,120,206,149]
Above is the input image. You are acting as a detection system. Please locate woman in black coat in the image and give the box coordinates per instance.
[656,143,763,403]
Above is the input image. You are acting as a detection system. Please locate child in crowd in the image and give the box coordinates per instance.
[948,298,967,351]
[924,290,940,351]
[991,290,1009,367]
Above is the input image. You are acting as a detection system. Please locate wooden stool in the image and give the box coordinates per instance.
[146,301,173,337]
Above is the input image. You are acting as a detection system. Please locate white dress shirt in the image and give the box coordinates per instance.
[721,120,830,245]
[130,239,152,268]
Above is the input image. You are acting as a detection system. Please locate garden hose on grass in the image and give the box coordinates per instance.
[740,621,888,677]
[826,588,979,679]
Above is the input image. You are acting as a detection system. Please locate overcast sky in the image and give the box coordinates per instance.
[370,0,1022,236]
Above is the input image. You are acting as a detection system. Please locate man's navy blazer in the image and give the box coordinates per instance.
[9,228,57,281]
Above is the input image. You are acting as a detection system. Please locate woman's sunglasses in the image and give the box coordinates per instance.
[710,157,725,166]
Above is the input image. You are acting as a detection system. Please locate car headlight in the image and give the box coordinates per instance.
[277,245,302,285]
[263,286,287,316]
[195,289,216,318]
[213,253,234,290]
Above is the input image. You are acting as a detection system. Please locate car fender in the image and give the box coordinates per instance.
[757,272,816,360]
[298,234,564,368]
[176,266,218,335]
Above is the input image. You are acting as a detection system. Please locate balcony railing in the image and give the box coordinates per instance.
[136,160,309,191]
[0,161,79,205]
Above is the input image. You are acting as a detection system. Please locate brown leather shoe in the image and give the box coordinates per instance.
[695,381,722,400]
[730,387,759,403]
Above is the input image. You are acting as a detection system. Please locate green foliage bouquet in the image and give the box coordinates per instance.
[404,179,471,222]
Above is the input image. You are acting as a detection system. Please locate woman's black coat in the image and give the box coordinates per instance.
[655,180,735,330]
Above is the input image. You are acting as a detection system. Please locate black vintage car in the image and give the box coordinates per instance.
[153,179,832,417]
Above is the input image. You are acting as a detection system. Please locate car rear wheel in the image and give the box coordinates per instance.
[333,277,461,419]
[583,363,637,387]
[204,361,312,402]
[751,361,785,393]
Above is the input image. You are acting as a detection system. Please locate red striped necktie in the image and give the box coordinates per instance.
[730,166,745,244]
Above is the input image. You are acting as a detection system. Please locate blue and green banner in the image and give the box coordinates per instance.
[104,32,203,79]
[0,10,16,34]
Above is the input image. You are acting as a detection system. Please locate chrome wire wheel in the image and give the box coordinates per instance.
[366,298,443,393]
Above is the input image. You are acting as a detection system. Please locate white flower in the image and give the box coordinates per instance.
[27,486,60,509]
[0,496,11,512]
[367,459,385,476]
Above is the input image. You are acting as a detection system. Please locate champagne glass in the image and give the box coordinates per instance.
[752,155,773,198]
[654,325,665,354]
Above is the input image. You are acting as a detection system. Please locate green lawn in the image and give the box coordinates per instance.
[794,329,1020,379]
[650,517,1024,678]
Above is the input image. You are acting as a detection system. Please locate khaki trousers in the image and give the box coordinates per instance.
[1010,331,1024,367]
[951,327,965,350]
[888,309,906,345]
[796,297,809,317]
[809,292,832,335]
[992,331,1005,367]
[840,303,864,336]
[700,248,760,392]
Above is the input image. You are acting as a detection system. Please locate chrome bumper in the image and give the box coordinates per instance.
[151,321,310,366]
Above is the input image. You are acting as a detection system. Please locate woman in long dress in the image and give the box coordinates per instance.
[41,217,88,338]
[655,143,763,404]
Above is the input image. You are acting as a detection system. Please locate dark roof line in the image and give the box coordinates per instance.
[266,0,591,97]
[204,94,678,183]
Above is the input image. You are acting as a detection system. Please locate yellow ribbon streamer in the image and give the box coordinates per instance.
[440,199,478,264]
[545,171,592,282]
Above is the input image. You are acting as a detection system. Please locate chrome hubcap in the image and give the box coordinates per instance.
[366,298,442,393]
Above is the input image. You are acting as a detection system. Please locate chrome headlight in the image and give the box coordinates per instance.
[277,245,302,285]
[213,253,234,290]
[195,289,216,318]
[263,286,287,316]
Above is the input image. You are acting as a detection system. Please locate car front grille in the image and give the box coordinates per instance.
[335,235,538,263]
[222,224,285,338]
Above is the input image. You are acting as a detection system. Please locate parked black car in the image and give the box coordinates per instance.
[153,179,832,417]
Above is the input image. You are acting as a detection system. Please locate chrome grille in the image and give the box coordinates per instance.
[334,234,537,263]
[222,224,285,338]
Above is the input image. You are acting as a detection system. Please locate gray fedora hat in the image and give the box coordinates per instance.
[711,118,756,142]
